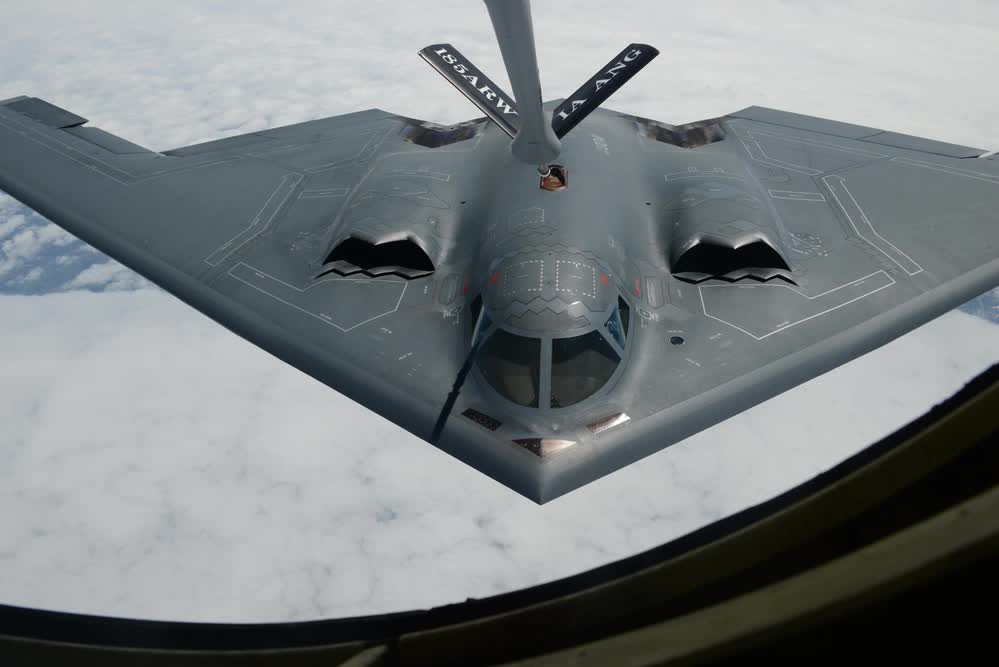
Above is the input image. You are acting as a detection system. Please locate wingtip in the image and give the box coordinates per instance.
[0,95,31,107]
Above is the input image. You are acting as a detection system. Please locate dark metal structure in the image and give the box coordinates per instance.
[0,0,997,501]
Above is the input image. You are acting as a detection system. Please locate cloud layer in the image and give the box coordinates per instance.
[0,289,996,621]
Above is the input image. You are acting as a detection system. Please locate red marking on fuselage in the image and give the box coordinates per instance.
[634,278,641,297]
[600,274,609,286]
[489,272,500,285]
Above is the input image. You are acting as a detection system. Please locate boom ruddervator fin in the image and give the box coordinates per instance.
[551,43,659,139]
[418,43,521,139]
[420,0,658,169]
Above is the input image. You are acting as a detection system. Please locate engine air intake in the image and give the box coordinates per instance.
[672,240,792,283]
[320,237,435,279]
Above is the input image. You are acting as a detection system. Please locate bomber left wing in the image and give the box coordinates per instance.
[0,96,542,497]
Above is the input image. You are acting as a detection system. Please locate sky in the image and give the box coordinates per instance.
[0,0,997,622]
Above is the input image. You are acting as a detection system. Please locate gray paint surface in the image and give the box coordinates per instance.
[0,92,997,503]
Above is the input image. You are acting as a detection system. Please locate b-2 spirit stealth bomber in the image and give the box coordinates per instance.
[1,0,997,502]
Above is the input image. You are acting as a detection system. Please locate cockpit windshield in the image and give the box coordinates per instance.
[550,330,620,408]
[474,296,629,409]
[477,329,542,408]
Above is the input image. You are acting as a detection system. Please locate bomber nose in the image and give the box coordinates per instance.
[484,248,612,335]
[472,248,632,410]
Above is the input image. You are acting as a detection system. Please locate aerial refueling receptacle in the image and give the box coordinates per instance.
[539,164,568,192]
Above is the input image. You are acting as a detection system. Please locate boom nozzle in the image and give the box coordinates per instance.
[483,0,561,165]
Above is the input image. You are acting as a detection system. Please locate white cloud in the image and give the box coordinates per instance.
[0,0,996,623]
[0,195,35,246]
[1,0,996,152]
[0,223,77,277]
[14,266,43,283]
[62,260,152,292]
[0,214,26,241]
[0,289,995,621]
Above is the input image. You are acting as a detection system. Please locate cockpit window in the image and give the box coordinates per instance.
[478,329,541,408]
[470,294,483,323]
[605,312,625,349]
[550,330,620,408]
[603,296,630,349]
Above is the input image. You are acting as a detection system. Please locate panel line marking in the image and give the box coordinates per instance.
[298,187,349,199]
[204,173,303,266]
[664,169,748,182]
[728,121,889,176]
[0,110,242,185]
[822,174,924,276]
[730,126,820,176]
[698,270,896,340]
[890,157,999,185]
[555,259,596,298]
[752,129,889,159]
[227,262,407,333]
[768,189,826,202]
